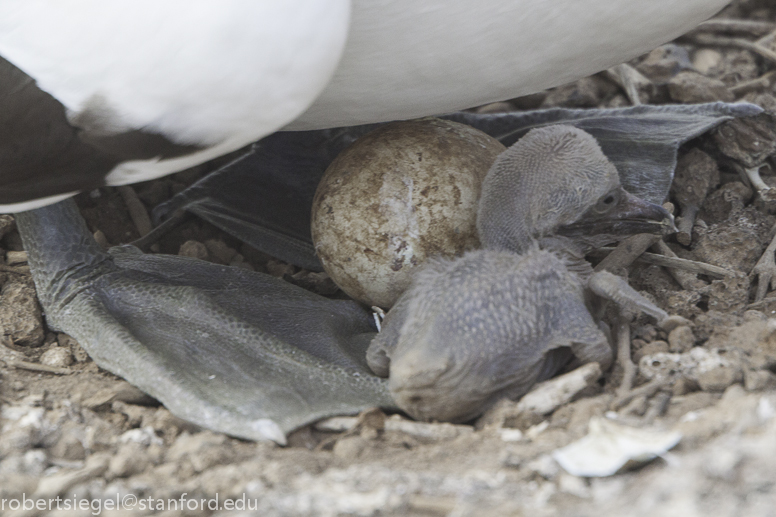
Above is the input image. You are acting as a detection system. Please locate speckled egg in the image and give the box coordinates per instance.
[311,118,505,308]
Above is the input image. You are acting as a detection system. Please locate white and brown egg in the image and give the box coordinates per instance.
[311,118,504,308]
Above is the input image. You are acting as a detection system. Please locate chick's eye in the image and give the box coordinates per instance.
[594,190,620,213]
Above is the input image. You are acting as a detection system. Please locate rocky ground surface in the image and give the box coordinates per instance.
[3,2,776,516]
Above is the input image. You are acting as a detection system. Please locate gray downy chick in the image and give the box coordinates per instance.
[368,125,676,422]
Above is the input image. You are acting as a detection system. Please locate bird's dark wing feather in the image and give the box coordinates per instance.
[0,55,203,205]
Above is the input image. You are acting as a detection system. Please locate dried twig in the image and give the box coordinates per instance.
[129,208,189,251]
[589,247,736,278]
[687,33,776,66]
[730,70,776,96]
[651,240,705,290]
[615,314,636,399]
[6,359,72,375]
[694,19,776,37]
[642,391,672,423]
[118,185,153,237]
[315,414,473,440]
[515,362,602,416]
[611,378,672,411]
[606,64,646,106]
[593,234,661,274]
[756,29,776,49]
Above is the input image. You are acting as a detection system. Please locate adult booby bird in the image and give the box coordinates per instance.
[0,0,744,442]
[0,0,731,210]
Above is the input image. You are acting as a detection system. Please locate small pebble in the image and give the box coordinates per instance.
[672,376,699,396]
[696,366,743,392]
[636,44,692,83]
[119,427,164,447]
[51,430,87,461]
[712,116,776,169]
[39,347,74,368]
[668,71,734,103]
[93,230,110,249]
[668,326,695,353]
[178,240,209,261]
[167,431,233,473]
[743,310,767,323]
[204,239,238,264]
[693,49,723,74]
[266,259,296,278]
[83,381,156,409]
[498,429,524,442]
[0,280,45,347]
[332,435,368,460]
[108,443,151,478]
[744,369,776,391]
[633,340,669,363]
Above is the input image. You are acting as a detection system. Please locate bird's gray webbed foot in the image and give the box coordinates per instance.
[16,199,392,444]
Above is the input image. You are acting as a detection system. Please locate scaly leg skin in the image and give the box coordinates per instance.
[744,164,776,202]
[587,269,689,332]
[16,199,393,445]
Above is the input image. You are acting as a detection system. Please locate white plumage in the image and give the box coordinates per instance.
[0,0,729,211]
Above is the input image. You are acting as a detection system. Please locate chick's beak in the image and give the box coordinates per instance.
[557,188,677,239]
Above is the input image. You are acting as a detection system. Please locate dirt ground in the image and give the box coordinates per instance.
[3,2,776,516]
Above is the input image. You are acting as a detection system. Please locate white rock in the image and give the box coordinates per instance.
[552,417,681,477]
[498,429,524,442]
[118,427,163,447]
[39,346,74,368]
